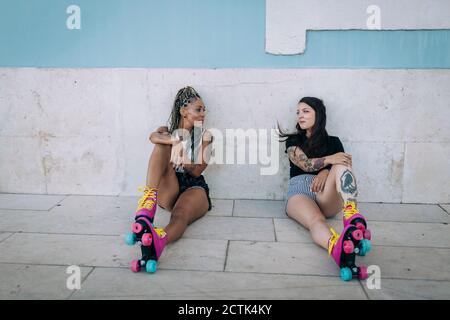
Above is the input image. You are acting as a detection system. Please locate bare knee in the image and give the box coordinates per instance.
[170,208,189,226]
[330,164,352,174]
[158,203,173,212]
[309,214,326,230]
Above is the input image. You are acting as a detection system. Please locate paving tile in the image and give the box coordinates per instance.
[183,216,275,241]
[52,194,137,218]
[153,210,275,242]
[153,210,171,227]
[274,219,450,248]
[233,200,286,219]
[208,199,233,217]
[355,203,450,223]
[369,221,450,248]
[0,233,226,272]
[361,278,450,300]
[0,194,65,211]
[226,241,336,276]
[0,232,13,243]
[0,207,129,236]
[0,263,92,299]
[362,246,450,281]
[440,204,450,215]
[226,241,450,281]
[1,193,449,299]
[0,233,128,267]
[71,268,366,300]
[0,195,146,235]
[160,239,227,272]
[279,202,450,223]
[274,218,340,243]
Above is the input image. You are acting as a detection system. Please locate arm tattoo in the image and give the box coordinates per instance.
[313,157,325,170]
[287,146,327,172]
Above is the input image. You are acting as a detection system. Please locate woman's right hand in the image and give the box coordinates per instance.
[325,152,352,167]
[156,126,169,133]
[149,126,178,145]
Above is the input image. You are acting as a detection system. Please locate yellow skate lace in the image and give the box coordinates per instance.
[343,201,359,220]
[328,228,340,256]
[137,186,157,211]
[154,227,167,238]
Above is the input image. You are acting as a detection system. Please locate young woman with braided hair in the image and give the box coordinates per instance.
[125,86,213,273]
[279,97,372,281]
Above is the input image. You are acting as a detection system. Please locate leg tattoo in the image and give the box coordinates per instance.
[340,169,358,203]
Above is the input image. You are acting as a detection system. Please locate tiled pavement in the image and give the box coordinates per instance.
[0,193,449,300]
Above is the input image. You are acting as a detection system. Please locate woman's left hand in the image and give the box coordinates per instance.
[311,169,329,193]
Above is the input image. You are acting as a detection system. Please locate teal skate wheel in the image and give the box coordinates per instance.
[358,239,372,256]
[124,232,137,246]
[146,260,157,273]
[340,267,353,281]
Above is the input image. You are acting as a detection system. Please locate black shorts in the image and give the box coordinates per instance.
[176,172,212,211]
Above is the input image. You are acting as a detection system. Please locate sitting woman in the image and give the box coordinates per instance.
[279,97,372,281]
[126,86,213,273]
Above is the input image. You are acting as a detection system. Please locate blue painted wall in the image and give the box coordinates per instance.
[1,0,449,68]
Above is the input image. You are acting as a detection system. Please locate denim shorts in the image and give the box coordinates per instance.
[176,171,212,211]
[285,174,317,213]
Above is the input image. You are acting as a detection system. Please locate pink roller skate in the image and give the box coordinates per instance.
[126,216,168,274]
[343,201,372,247]
[134,186,158,224]
[328,226,369,281]
[125,187,158,247]
[124,186,167,273]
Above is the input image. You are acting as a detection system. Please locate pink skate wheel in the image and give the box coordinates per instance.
[355,222,366,231]
[352,229,363,241]
[142,233,153,246]
[131,260,141,273]
[343,240,354,254]
[132,222,143,234]
[364,229,372,240]
[359,266,368,280]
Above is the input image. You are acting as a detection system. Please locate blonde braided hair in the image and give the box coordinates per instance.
[168,86,201,134]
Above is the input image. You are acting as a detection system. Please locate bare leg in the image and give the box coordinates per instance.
[316,164,358,216]
[146,144,171,188]
[143,144,179,210]
[286,195,332,250]
[164,188,209,244]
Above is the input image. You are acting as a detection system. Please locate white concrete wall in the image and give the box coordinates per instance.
[266,0,450,54]
[1,68,449,203]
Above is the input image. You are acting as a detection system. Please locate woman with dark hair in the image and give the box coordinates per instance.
[125,86,213,273]
[280,97,372,281]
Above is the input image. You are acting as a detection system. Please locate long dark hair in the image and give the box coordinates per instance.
[278,97,329,158]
